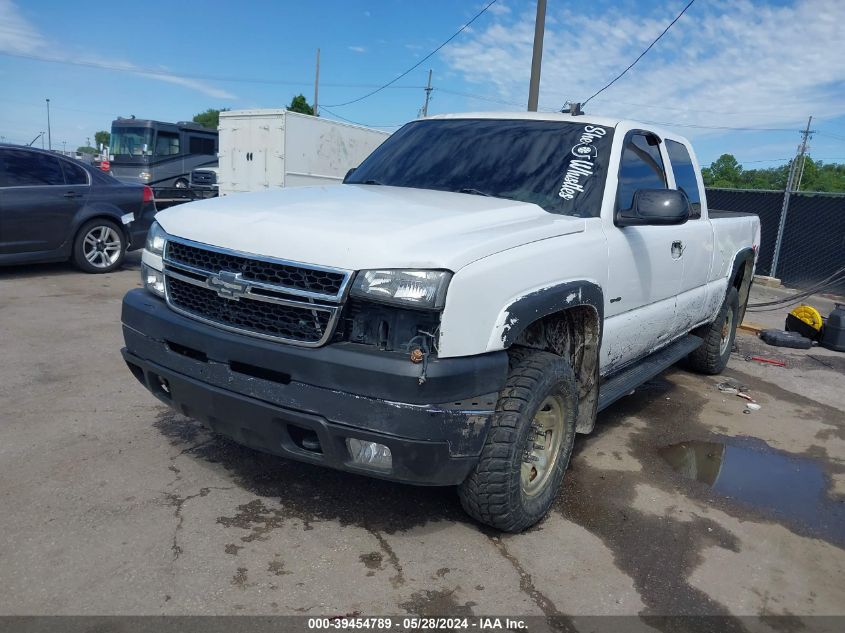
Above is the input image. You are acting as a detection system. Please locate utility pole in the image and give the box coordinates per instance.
[422,69,433,117]
[313,48,320,116]
[46,98,52,150]
[771,115,813,277]
[527,0,547,112]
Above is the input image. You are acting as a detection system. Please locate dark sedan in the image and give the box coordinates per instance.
[0,144,157,273]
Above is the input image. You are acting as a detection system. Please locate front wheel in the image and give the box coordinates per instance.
[684,286,740,375]
[72,219,126,273]
[458,349,578,532]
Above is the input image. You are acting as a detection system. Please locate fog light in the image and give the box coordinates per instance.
[141,263,165,298]
[347,438,392,469]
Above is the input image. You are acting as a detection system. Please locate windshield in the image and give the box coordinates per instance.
[346,118,615,217]
[110,126,154,158]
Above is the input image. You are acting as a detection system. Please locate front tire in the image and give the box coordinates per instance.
[685,286,740,375]
[72,218,126,273]
[458,349,578,532]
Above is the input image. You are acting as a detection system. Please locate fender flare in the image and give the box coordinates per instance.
[729,246,756,287]
[729,246,756,323]
[500,280,604,348]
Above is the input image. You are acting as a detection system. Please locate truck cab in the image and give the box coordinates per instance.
[121,112,759,531]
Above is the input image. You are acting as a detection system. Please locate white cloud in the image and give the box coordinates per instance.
[0,0,235,99]
[487,1,511,17]
[441,0,845,133]
[348,45,367,54]
[0,0,44,54]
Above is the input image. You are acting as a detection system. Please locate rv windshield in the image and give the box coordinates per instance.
[346,118,615,217]
[111,127,154,158]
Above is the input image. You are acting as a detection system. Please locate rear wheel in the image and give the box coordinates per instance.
[685,286,739,374]
[458,349,578,532]
[72,218,126,273]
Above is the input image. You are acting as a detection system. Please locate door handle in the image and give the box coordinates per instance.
[671,240,685,258]
[63,191,81,198]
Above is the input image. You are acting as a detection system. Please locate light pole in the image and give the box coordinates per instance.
[527,0,547,112]
[46,98,52,150]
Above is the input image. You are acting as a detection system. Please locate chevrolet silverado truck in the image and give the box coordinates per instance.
[121,113,760,531]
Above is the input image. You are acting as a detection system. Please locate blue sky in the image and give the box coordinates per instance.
[2,0,845,167]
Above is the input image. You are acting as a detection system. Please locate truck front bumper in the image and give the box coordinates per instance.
[121,289,508,485]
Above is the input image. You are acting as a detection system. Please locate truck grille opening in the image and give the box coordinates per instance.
[167,277,332,343]
[167,240,346,296]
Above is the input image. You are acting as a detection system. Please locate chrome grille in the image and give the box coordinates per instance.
[162,238,350,347]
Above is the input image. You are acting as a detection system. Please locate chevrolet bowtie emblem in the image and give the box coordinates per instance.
[207,270,250,300]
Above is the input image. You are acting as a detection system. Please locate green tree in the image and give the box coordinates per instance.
[76,146,97,155]
[707,154,743,188]
[192,108,228,129]
[287,94,314,115]
[94,130,110,148]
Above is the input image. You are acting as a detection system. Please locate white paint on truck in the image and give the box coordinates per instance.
[156,112,760,371]
[217,109,389,195]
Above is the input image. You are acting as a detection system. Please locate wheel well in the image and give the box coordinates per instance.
[510,305,600,434]
[732,254,755,322]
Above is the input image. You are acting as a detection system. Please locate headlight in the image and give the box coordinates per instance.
[350,269,451,309]
[145,221,167,256]
[138,171,151,181]
[141,263,165,298]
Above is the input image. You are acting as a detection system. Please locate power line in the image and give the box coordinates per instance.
[581,0,696,108]
[324,0,499,108]
[318,106,404,129]
[819,131,845,142]
[0,51,424,89]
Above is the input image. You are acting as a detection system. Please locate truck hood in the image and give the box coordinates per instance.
[156,184,585,271]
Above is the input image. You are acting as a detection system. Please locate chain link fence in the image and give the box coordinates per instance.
[706,188,845,295]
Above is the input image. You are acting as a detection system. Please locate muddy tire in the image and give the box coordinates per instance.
[685,286,739,375]
[458,348,578,532]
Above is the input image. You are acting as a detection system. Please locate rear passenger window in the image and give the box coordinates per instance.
[616,133,666,212]
[61,160,89,186]
[0,149,65,186]
[189,136,216,154]
[666,140,702,218]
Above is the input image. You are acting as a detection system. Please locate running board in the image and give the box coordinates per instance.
[597,335,703,412]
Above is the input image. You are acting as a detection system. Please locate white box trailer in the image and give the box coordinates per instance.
[217,109,390,195]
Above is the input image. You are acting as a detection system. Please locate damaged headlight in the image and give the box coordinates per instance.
[350,269,451,309]
[144,220,167,257]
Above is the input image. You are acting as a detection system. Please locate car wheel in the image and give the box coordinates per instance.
[72,218,126,274]
[458,348,578,532]
[684,286,740,375]
[174,178,189,189]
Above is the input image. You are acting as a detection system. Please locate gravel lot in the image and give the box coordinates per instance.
[1,253,843,626]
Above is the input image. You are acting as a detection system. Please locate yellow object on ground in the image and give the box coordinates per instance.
[789,305,824,332]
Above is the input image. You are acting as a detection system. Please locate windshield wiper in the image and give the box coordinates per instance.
[360,179,384,185]
[458,187,493,197]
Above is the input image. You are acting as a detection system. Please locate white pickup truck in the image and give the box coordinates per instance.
[122,112,760,531]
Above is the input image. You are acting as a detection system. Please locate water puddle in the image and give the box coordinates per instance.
[659,438,844,545]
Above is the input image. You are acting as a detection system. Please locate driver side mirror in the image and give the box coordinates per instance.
[616,189,690,227]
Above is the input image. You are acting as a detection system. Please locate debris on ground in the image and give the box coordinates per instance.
[759,329,811,350]
[716,380,760,412]
[744,353,788,366]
